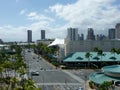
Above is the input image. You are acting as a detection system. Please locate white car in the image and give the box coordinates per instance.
[31,71,39,76]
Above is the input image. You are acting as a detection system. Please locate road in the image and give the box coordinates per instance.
[23,49,89,90]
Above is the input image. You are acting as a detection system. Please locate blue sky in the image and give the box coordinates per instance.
[0,0,76,26]
[0,0,120,41]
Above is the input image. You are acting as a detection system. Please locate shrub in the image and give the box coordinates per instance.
[89,80,95,89]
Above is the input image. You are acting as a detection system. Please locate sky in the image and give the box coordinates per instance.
[0,0,120,42]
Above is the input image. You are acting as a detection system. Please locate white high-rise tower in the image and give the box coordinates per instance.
[115,23,120,39]
[67,27,78,41]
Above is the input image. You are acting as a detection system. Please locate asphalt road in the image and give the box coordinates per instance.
[23,49,86,90]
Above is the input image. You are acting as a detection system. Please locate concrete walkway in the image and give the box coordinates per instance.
[42,58,56,68]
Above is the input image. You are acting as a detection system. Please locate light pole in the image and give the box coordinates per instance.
[84,75,87,90]
[42,75,44,90]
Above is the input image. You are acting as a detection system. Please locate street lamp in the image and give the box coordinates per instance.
[84,75,87,90]
[42,75,44,90]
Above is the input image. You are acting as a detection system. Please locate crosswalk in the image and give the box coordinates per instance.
[35,83,82,86]
[29,69,60,72]
[62,70,84,82]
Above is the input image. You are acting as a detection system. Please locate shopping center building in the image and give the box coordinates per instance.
[89,65,120,85]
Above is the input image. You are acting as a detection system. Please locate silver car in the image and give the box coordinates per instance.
[31,71,39,76]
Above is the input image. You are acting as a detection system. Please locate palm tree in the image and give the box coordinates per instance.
[97,50,106,66]
[116,48,120,64]
[93,47,99,52]
[85,52,92,68]
[117,48,120,54]
[11,54,26,78]
[111,48,116,61]
[98,50,105,61]
[14,45,22,55]
[0,66,4,78]
[3,61,13,77]
[93,47,100,61]
[24,79,41,90]
[17,66,26,78]
[10,77,20,89]
[15,60,27,89]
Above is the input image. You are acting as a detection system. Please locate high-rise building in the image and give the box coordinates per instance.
[115,23,120,39]
[87,28,95,40]
[41,30,45,40]
[81,34,84,40]
[99,34,107,40]
[96,34,100,40]
[96,34,107,40]
[27,30,32,43]
[108,28,115,40]
[79,33,84,40]
[67,27,78,41]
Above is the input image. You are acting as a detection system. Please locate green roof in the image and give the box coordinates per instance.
[102,65,120,74]
[63,52,120,62]
[89,72,120,84]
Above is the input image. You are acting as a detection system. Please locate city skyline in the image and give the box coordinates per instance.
[0,0,120,41]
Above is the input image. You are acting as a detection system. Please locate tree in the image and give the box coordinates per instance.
[3,61,13,77]
[24,79,41,90]
[93,47,99,52]
[17,66,26,78]
[0,66,4,78]
[0,44,41,90]
[99,81,113,90]
[11,54,26,78]
[10,77,19,89]
[98,50,105,61]
[116,48,120,64]
[93,47,100,61]
[111,48,116,61]
[85,52,92,68]
[117,48,120,54]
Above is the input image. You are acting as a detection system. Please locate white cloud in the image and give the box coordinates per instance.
[20,9,26,15]
[0,11,57,42]
[2,0,120,42]
[27,12,55,22]
[25,12,58,40]
[49,0,120,35]
[0,25,27,42]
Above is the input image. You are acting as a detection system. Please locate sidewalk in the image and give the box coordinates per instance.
[33,53,56,69]
[42,57,56,69]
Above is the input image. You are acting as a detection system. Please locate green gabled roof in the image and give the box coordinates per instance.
[63,52,120,62]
